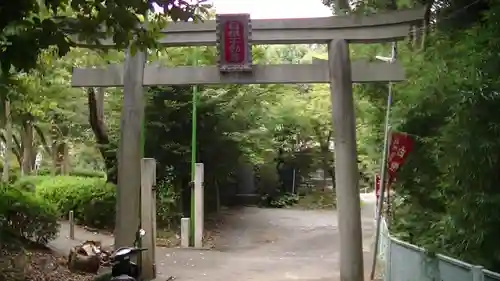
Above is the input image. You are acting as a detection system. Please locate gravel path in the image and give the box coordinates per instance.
[51,194,377,281]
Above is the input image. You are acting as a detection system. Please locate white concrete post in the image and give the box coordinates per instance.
[140,158,157,280]
[69,210,75,240]
[115,50,146,249]
[472,266,484,281]
[328,39,365,281]
[194,163,204,248]
[181,217,190,248]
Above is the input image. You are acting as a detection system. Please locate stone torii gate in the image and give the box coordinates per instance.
[71,8,424,281]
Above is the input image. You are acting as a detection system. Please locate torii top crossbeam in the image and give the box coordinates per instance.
[74,8,425,47]
[71,8,425,87]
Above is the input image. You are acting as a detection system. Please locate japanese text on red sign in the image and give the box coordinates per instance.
[387,132,414,183]
[224,21,245,64]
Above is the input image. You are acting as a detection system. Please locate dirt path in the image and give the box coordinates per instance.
[157,195,376,281]
[50,194,377,281]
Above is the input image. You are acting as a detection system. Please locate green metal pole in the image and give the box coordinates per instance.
[190,48,199,246]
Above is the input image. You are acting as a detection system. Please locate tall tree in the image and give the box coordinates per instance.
[0,0,207,74]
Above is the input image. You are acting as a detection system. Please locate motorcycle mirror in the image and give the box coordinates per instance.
[139,229,146,237]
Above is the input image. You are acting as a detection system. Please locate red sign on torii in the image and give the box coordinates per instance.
[216,14,253,72]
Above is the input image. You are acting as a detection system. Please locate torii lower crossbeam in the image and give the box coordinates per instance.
[72,60,404,87]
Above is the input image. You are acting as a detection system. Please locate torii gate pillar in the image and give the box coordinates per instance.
[115,50,146,250]
[329,39,364,281]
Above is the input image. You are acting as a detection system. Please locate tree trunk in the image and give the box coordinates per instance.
[51,140,70,175]
[34,125,52,173]
[49,124,63,175]
[420,1,435,50]
[12,134,21,169]
[2,100,11,183]
[62,142,70,175]
[51,138,57,176]
[319,149,336,192]
[21,116,35,175]
[88,88,118,184]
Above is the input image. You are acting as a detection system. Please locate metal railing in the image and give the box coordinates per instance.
[377,218,500,281]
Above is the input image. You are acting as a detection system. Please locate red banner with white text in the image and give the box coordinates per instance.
[386,131,414,185]
[374,132,413,202]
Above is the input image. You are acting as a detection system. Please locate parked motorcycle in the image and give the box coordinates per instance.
[109,228,148,281]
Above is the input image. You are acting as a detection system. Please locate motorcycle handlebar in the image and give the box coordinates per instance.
[111,247,149,260]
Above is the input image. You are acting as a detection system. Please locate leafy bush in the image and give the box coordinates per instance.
[259,192,299,208]
[13,176,48,191]
[155,180,182,228]
[254,163,280,195]
[296,189,337,209]
[28,175,180,230]
[0,184,59,245]
[35,176,115,229]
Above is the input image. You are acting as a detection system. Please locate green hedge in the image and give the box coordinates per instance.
[0,184,59,245]
[13,176,48,191]
[22,175,178,230]
[34,176,116,229]
[37,168,106,178]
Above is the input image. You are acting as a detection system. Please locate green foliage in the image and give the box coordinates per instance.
[13,175,47,191]
[143,85,242,214]
[0,0,207,74]
[29,175,181,229]
[142,76,330,214]
[316,0,500,271]
[259,192,299,208]
[0,184,59,245]
[390,20,500,269]
[34,176,115,229]
[296,189,337,210]
[155,179,182,228]
[0,38,340,229]
[254,163,281,196]
[355,1,500,272]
